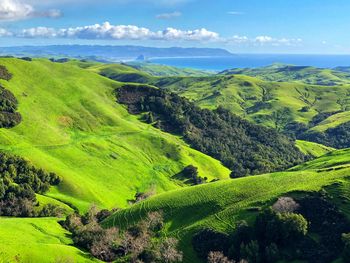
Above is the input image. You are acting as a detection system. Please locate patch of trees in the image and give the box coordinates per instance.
[192,193,350,263]
[0,85,22,128]
[173,165,207,185]
[0,152,62,217]
[62,207,183,262]
[117,84,305,177]
[193,208,308,263]
[0,65,22,128]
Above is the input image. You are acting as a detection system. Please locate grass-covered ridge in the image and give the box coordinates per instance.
[0,58,229,212]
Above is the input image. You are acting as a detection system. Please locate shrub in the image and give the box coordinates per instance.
[192,229,230,259]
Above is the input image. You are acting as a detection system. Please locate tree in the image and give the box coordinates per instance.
[157,237,183,263]
[208,251,234,263]
[272,197,300,213]
[192,229,230,259]
[278,212,308,241]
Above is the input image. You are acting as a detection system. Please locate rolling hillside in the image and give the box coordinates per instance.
[105,148,350,262]
[221,64,350,86]
[1,58,350,262]
[0,58,230,212]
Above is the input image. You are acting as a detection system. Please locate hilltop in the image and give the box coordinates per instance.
[221,64,350,86]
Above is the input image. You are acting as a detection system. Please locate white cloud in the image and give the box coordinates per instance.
[17,22,220,42]
[227,11,245,15]
[0,28,12,36]
[254,35,302,46]
[0,0,33,20]
[156,11,182,19]
[0,0,62,21]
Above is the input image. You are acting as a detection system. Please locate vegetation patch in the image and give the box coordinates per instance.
[0,152,62,217]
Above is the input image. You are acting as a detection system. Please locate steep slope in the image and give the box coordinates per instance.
[105,148,350,263]
[0,58,229,212]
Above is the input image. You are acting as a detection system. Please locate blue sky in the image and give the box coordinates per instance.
[0,0,349,54]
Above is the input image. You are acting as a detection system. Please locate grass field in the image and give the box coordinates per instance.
[0,217,98,263]
[296,140,335,157]
[0,58,229,212]
[221,64,350,86]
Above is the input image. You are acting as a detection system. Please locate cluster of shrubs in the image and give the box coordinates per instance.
[62,207,183,262]
[0,152,62,217]
[192,194,350,263]
[117,84,305,177]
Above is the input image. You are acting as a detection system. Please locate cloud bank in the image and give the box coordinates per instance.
[17,22,220,41]
[0,21,302,47]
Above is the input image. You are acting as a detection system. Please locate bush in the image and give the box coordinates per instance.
[192,229,230,259]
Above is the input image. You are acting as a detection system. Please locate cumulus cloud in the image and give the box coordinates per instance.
[0,20,302,47]
[0,0,62,21]
[156,11,182,19]
[254,35,302,46]
[17,22,220,41]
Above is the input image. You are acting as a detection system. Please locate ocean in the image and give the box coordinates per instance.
[149,54,350,71]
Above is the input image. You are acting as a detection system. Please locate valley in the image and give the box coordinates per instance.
[1,57,350,262]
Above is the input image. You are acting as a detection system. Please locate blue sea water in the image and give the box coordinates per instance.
[149,54,350,71]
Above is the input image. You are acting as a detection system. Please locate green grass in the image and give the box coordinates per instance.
[105,148,350,262]
[125,62,214,77]
[311,111,350,132]
[296,140,335,157]
[0,58,229,212]
[221,64,350,86]
[150,74,350,134]
[0,217,98,263]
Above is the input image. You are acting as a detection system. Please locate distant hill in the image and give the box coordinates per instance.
[221,64,350,86]
[0,45,234,62]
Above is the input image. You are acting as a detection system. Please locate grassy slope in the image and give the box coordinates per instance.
[0,58,229,212]
[221,64,350,86]
[296,140,335,157]
[86,62,350,135]
[125,62,214,77]
[105,148,350,262]
[0,217,98,263]
[153,75,350,130]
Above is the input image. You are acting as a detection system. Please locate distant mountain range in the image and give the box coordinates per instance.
[0,45,234,61]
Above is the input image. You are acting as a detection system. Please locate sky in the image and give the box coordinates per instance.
[0,0,349,54]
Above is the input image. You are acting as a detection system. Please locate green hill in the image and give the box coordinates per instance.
[0,58,229,212]
[221,64,350,86]
[105,148,350,262]
[125,62,214,77]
